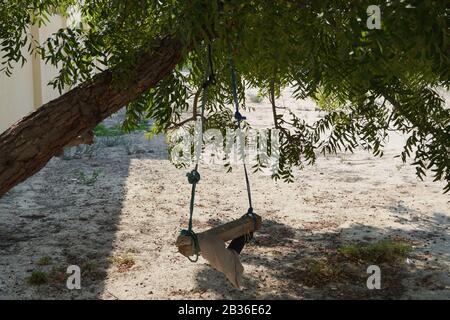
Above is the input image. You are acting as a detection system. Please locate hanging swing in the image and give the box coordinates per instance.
[175,44,262,266]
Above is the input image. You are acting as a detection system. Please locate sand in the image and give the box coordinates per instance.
[0,88,448,299]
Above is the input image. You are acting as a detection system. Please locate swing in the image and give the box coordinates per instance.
[175,44,262,262]
[176,212,262,257]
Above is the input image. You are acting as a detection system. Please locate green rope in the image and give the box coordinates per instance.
[180,44,215,263]
[187,168,200,227]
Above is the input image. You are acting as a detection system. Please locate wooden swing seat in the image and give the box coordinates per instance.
[176,213,262,257]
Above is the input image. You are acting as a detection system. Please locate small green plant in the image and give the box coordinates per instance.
[81,260,105,280]
[123,138,136,155]
[93,121,149,138]
[61,144,101,160]
[48,265,68,284]
[82,260,99,274]
[36,256,52,266]
[291,239,413,289]
[338,240,412,264]
[303,258,343,286]
[82,144,101,159]
[77,170,100,186]
[93,124,124,137]
[61,147,82,160]
[101,136,125,147]
[109,255,135,273]
[26,270,48,285]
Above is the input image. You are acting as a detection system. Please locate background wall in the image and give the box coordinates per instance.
[0,15,67,134]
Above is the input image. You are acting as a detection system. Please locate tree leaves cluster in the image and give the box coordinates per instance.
[1,0,449,191]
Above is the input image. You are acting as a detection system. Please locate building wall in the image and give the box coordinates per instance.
[0,46,35,134]
[39,16,68,105]
[0,15,67,134]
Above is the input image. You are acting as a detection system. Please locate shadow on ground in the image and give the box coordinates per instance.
[193,216,450,299]
[1,136,448,299]
[0,133,167,299]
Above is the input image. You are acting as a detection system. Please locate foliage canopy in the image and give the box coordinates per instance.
[1,0,449,191]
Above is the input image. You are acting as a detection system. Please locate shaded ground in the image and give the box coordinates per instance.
[0,91,449,299]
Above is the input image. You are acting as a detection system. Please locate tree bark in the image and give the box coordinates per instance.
[0,37,185,198]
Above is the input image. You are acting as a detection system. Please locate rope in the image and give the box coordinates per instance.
[181,43,257,262]
[180,44,215,263]
[228,51,254,217]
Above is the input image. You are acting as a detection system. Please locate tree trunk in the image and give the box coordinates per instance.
[0,37,184,198]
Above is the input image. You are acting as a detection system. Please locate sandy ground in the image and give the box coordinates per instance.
[0,89,449,300]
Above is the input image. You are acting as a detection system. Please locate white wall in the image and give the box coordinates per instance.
[0,47,35,133]
[39,16,67,104]
[0,15,66,134]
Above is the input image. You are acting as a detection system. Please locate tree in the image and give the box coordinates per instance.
[0,0,449,198]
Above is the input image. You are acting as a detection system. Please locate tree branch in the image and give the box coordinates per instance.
[0,37,186,198]
[167,86,202,130]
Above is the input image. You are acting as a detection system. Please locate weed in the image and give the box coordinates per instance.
[338,240,412,264]
[81,260,105,280]
[26,270,48,285]
[61,144,101,160]
[109,255,135,273]
[93,124,124,137]
[77,170,100,186]
[36,256,52,266]
[123,138,136,155]
[289,239,413,297]
[300,258,344,286]
[48,265,68,284]
[93,122,149,138]
[82,260,99,273]
[100,136,125,147]
[82,144,101,159]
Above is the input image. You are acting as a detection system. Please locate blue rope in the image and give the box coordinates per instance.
[228,51,254,216]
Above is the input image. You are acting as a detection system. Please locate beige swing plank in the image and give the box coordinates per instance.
[176,214,262,257]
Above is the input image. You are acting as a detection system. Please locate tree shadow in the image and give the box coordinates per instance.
[192,216,450,299]
[0,131,167,299]
[1,133,448,299]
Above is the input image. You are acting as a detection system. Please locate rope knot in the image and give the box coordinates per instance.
[180,229,200,262]
[234,111,246,122]
[245,207,257,231]
[186,170,201,184]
